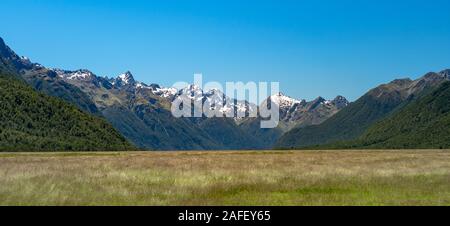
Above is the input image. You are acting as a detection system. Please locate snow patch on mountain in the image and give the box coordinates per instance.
[153,87,178,98]
[53,66,349,122]
[116,71,135,85]
[269,92,303,109]
[54,69,94,80]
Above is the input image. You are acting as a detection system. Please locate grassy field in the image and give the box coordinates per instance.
[0,150,449,206]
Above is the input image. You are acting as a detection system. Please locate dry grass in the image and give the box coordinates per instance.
[0,150,449,206]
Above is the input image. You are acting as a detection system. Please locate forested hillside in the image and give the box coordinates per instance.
[331,81,450,149]
[0,73,133,151]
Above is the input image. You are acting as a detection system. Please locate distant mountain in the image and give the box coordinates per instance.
[55,69,225,150]
[0,71,133,152]
[275,70,450,149]
[0,37,348,150]
[56,69,347,149]
[239,93,348,147]
[326,80,450,149]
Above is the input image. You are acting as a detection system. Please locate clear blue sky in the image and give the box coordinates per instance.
[1,0,450,101]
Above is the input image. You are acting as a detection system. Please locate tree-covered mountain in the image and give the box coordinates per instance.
[327,80,450,149]
[275,70,450,149]
[0,72,133,151]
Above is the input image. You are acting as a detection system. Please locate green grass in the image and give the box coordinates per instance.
[0,150,449,206]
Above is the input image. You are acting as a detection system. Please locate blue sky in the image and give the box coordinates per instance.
[1,0,450,101]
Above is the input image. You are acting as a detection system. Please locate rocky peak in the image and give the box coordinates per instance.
[312,96,326,104]
[269,92,301,109]
[0,37,34,71]
[113,71,136,87]
[303,96,325,111]
[118,71,135,84]
[332,95,349,109]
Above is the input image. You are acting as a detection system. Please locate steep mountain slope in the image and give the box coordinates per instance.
[334,81,450,149]
[0,38,100,115]
[275,70,450,149]
[0,72,133,151]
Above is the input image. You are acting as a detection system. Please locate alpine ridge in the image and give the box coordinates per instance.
[0,37,348,150]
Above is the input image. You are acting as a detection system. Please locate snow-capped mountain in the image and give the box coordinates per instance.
[52,66,348,126]
[177,84,204,101]
[54,69,95,81]
[152,86,178,98]
[256,92,348,131]
[4,36,450,151]
[202,88,257,117]
[113,71,136,87]
[167,85,256,118]
[268,92,304,109]
[53,66,347,122]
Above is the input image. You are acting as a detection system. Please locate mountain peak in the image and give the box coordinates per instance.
[332,95,349,108]
[115,71,135,86]
[118,71,134,79]
[0,37,12,58]
[179,84,203,99]
[313,96,326,103]
[269,92,301,108]
[0,37,35,70]
[333,95,347,102]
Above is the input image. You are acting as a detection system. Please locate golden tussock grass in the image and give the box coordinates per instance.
[0,150,449,206]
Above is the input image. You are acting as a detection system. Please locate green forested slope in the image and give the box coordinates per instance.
[0,73,133,151]
[333,81,450,149]
[274,94,406,149]
[275,72,449,149]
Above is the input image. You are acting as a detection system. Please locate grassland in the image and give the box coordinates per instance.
[0,150,449,206]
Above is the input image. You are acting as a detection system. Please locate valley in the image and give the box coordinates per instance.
[1,150,449,206]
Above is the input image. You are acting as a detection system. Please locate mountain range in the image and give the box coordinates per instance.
[1,36,449,151]
[0,37,347,150]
